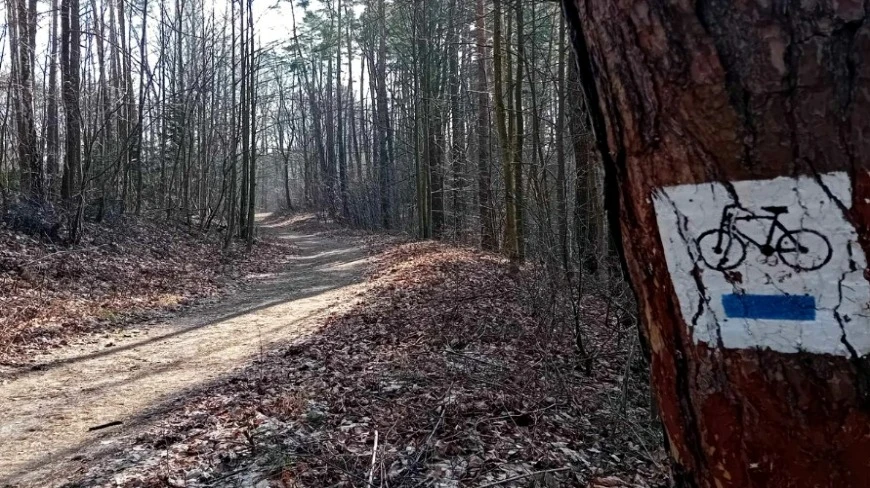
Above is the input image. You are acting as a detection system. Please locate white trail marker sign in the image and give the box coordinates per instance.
[653,172,870,357]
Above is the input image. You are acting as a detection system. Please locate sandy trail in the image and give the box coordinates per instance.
[0,215,372,487]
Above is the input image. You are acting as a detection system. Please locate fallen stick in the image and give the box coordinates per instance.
[478,467,571,487]
[368,430,379,487]
[88,421,123,431]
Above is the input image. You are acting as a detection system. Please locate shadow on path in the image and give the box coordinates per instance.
[0,215,374,487]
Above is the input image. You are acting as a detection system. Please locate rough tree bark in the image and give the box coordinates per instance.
[567,50,602,271]
[493,0,517,260]
[475,0,497,250]
[555,12,568,269]
[10,0,42,198]
[448,0,466,238]
[133,0,148,214]
[513,0,525,261]
[246,0,257,250]
[564,0,870,486]
[60,0,82,241]
[376,0,392,229]
[239,0,249,234]
[45,0,61,194]
[336,0,350,220]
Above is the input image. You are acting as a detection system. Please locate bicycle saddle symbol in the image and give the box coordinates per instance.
[696,204,833,272]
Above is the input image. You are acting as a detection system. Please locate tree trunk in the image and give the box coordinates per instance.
[565,1,870,486]
[323,52,336,218]
[336,0,349,220]
[448,0,465,239]
[346,7,361,185]
[358,50,369,182]
[493,0,516,259]
[45,0,60,196]
[566,50,601,273]
[60,0,82,241]
[10,0,42,198]
[277,82,294,211]
[108,0,127,212]
[133,0,148,215]
[512,0,525,262]
[239,0,249,235]
[299,89,312,207]
[555,13,568,270]
[224,0,238,249]
[289,1,327,214]
[475,0,496,251]
[117,0,135,213]
[6,0,24,192]
[376,0,391,229]
[246,1,256,250]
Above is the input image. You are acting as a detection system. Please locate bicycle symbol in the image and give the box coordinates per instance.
[696,204,833,272]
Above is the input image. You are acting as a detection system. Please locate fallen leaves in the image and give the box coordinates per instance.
[69,240,668,487]
[0,217,296,363]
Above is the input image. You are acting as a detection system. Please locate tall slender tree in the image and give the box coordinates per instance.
[475,0,496,250]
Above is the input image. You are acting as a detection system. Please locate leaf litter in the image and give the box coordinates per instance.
[0,217,297,365]
[66,240,668,487]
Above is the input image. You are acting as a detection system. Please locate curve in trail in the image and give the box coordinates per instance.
[0,216,372,487]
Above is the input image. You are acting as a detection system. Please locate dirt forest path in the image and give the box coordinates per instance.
[0,215,374,487]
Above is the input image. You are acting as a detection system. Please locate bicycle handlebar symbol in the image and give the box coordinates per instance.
[696,204,833,272]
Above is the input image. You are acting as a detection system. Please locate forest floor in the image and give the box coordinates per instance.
[0,212,299,363]
[0,214,667,488]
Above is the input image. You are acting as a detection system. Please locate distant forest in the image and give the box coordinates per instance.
[0,0,606,270]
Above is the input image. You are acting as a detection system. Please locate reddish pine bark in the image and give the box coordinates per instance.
[565,1,870,486]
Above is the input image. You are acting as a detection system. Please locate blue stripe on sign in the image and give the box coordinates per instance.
[722,294,817,321]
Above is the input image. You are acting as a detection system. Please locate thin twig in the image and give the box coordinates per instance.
[413,403,446,467]
[368,430,379,487]
[478,467,571,487]
[22,244,109,268]
[444,348,504,369]
[87,420,123,431]
[403,382,454,486]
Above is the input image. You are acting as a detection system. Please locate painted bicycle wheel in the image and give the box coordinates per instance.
[697,230,747,271]
[777,229,833,271]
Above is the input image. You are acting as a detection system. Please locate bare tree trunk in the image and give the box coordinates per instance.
[158,2,168,214]
[555,13,568,269]
[60,0,82,241]
[565,1,870,486]
[276,79,294,211]
[566,51,600,272]
[117,0,135,212]
[299,89,312,207]
[6,1,23,193]
[324,44,337,218]
[246,0,256,250]
[289,1,327,214]
[132,0,149,215]
[224,0,238,249]
[239,0,249,235]
[107,0,123,206]
[448,0,465,239]
[336,0,349,220]
[512,0,525,261]
[9,0,42,198]
[346,6,361,186]
[357,50,368,181]
[475,0,496,251]
[45,0,61,196]
[414,0,430,238]
[376,0,392,229]
[493,0,516,259]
